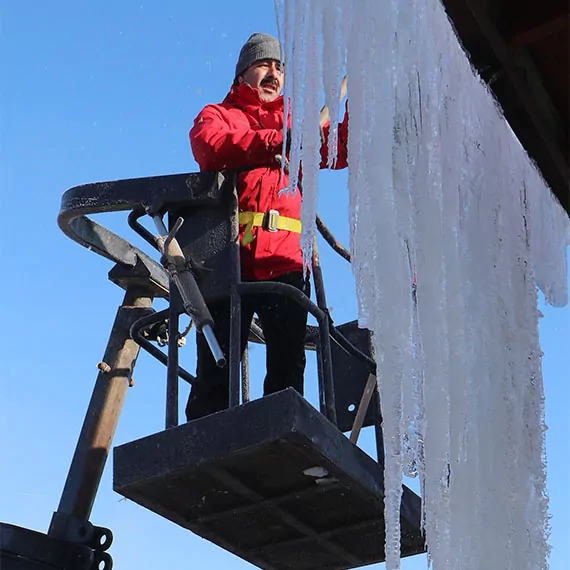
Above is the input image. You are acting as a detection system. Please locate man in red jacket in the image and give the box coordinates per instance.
[186,32,348,421]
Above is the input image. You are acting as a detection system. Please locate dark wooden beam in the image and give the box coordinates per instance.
[510,13,569,47]
[441,0,569,217]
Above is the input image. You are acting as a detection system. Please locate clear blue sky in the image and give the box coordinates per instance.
[1,2,568,569]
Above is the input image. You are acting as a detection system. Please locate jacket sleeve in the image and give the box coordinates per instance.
[319,103,349,170]
[190,105,284,171]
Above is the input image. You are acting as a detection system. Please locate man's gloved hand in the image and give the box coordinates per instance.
[285,128,292,156]
[274,129,292,169]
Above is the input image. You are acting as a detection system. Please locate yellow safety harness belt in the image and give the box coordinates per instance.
[239,210,302,246]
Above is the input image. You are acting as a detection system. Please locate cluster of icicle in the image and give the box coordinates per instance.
[275,0,570,569]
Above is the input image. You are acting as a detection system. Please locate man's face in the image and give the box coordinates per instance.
[238,59,284,102]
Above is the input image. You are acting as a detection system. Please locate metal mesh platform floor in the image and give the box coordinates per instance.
[113,389,425,569]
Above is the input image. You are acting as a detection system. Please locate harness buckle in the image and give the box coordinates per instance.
[265,209,280,232]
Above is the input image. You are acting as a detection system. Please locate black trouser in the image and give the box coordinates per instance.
[185,271,310,421]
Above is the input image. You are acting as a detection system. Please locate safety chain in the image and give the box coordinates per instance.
[155,318,194,348]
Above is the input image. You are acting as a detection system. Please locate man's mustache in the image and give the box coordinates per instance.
[260,77,279,88]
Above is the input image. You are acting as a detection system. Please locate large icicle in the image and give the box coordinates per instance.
[279,1,569,570]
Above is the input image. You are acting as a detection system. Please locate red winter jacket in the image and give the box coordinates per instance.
[190,83,348,280]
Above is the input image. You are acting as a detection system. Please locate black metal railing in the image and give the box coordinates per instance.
[58,170,376,429]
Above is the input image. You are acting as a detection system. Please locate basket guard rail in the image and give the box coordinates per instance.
[57,171,228,296]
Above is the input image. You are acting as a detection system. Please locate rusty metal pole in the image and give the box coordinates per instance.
[165,306,180,429]
[311,235,337,426]
[241,344,250,404]
[48,288,153,542]
[228,287,242,408]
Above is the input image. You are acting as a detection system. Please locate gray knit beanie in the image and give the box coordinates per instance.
[235,33,282,79]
